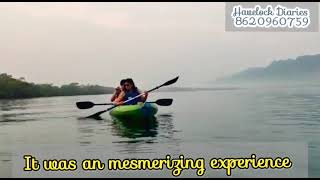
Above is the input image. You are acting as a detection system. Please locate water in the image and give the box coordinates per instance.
[1,86,320,177]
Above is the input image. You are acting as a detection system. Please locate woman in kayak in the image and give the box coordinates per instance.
[110,79,126,102]
[113,78,148,105]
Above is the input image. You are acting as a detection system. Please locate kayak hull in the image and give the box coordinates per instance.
[109,102,158,120]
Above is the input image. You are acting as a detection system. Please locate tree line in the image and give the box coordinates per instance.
[0,73,114,99]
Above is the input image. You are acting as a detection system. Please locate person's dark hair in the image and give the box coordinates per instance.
[120,79,126,86]
[125,78,138,91]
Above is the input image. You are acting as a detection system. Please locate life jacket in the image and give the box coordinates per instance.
[124,89,141,105]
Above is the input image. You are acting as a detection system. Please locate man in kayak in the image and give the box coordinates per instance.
[113,78,148,105]
[110,79,126,102]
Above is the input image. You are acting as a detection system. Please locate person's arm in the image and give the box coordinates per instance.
[110,92,117,102]
[139,89,148,102]
[110,87,121,102]
[113,91,126,105]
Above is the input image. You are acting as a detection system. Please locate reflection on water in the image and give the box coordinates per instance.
[76,113,177,145]
[74,112,180,156]
[109,113,181,155]
[0,99,30,111]
[110,116,159,140]
[110,113,177,142]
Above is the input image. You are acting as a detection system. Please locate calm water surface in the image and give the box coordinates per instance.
[1,86,320,177]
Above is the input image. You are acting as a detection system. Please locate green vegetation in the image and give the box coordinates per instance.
[0,73,114,99]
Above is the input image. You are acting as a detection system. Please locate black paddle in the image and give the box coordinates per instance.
[76,102,113,109]
[85,76,179,119]
[76,98,173,109]
[148,99,173,106]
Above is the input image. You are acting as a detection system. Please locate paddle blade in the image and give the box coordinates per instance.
[162,76,179,86]
[85,105,117,119]
[85,110,107,119]
[155,99,173,106]
[76,101,94,109]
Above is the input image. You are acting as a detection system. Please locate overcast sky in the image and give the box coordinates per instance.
[1,2,320,88]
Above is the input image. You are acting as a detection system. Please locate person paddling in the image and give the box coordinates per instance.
[113,78,148,105]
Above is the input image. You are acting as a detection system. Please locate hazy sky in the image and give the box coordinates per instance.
[1,2,320,88]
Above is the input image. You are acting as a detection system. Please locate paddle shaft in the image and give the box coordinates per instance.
[96,103,113,105]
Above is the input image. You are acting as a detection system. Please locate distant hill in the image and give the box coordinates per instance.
[217,54,320,83]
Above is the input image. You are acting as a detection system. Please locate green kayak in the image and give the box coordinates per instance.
[109,102,158,120]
